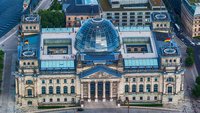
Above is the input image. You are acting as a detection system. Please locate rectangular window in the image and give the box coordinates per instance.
[57,79,60,84]
[140,78,143,82]
[49,79,52,84]
[64,79,67,83]
[154,77,158,82]
[140,97,143,100]
[42,80,45,84]
[168,98,173,102]
[154,96,157,100]
[71,79,74,83]
[147,77,150,82]
[27,89,32,96]
[125,78,129,82]
[132,97,136,100]
[168,86,172,93]
[132,78,136,82]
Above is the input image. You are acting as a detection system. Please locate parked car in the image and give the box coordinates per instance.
[77,108,84,111]
[196,42,200,46]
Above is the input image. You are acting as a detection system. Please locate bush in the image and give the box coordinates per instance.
[38,106,65,109]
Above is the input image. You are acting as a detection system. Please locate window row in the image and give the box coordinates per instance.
[125,77,158,82]
[23,62,34,66]
[42,98,75,103]
[125,84,158,93]
[25,26,37,30]
[42,79,75,84]
[130,96,158,101]
[41,86,75,94]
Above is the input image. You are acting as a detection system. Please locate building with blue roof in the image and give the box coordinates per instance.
[181,0,200,38]
[15,15,184,108]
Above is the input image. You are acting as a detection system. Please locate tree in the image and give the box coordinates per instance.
[185,56,194,67]
[196,76,200,85]
[186,47,194,56]
[38,10,65,28]
[49,0,62,10]
[192,84,200,98]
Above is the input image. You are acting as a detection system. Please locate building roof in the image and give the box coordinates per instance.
[149,0,163,6]
[188,0,200,5]
[151,12,171,22]
[40,60,75,70]
[18,34,40,59]
[63,0,100,15]
[98,0,150,11]
[124,58,159,68]
[21,14,40,23]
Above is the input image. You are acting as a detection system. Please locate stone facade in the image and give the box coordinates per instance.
[15,15,184,108]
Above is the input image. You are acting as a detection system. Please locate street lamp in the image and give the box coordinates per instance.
[125,97,130,113]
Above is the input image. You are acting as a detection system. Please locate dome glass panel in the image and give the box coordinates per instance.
[75,18,120,52]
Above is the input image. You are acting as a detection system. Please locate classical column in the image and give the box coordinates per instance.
[110,81,113,101]
[95,81,98,102]
[103,81,106,102]
[81,83,83,101]
[88,82,91,102]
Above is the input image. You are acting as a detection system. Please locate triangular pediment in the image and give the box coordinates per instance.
[80,66,122,79]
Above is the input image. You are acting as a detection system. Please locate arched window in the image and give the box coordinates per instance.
[26,80,33,84]
[41,86,46,94]
[56,86,60,94]
[63,86,68,94]
[125,85,129,93]
[23,62,26,65]
[71,86,75,94]
[167,77,174,82]
[132,85,136,92]
[139,84,143,92]
[49,86,53,94]
[146,84,151,92]
[154,84,158,92]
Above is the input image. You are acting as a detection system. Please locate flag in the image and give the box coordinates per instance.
[164,38,171,42]
[24,40,29,44]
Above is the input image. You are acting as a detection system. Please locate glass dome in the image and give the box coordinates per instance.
[75,18,120,52]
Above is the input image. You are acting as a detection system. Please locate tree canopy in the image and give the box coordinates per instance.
[38,10,65,28]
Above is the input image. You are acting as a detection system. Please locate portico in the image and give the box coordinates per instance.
[80,80,119,102]
[79,65,122,102]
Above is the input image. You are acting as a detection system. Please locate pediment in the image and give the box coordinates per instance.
[80,66,122,79]
[84,71,117,79]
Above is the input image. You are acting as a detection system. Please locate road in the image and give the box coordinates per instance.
[34,0,53,12]
[39,108,181,113]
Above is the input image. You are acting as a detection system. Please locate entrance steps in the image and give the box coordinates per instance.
[84,100,117,108]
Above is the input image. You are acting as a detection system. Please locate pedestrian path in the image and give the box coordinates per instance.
[84,101,117,108]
